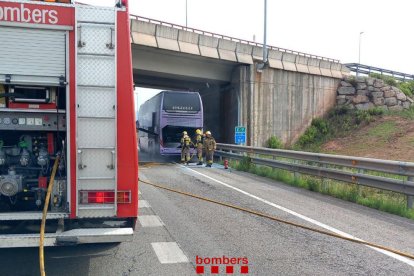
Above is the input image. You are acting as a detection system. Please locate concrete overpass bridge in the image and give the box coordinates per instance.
[130,15,350,145]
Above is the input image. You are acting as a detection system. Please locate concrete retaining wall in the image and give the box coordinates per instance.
[234,65,340,146]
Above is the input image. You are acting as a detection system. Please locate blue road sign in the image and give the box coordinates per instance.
[235,126,246,144]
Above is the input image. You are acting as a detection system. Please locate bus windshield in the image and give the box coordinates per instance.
[162,92,201,113]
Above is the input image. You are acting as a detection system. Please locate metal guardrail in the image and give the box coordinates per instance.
[130,14,340,63]
[215,143,414,208]
[345,63,414,81]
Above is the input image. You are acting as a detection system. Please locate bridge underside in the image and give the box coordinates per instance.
[132,45,239,143]
[132,44,342,146]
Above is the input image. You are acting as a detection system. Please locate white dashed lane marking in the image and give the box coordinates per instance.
[138,200,150,208]
[136,182,191,266]
[151,242,189,264]
[138,215,164,227]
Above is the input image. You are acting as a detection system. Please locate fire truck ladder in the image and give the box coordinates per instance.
[75,6,118,218]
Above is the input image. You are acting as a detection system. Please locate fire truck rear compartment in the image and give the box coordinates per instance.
[0,21,69,216]
[0,85,68,216]
[0,130,67,212]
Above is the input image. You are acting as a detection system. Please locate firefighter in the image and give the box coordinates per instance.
[180,131,192,164]
[203,131,216,167]
[195,129,204,165]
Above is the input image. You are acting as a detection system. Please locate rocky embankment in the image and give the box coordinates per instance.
[336,77,413,110]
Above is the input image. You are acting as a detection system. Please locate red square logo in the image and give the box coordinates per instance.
[211,266,219,274]
[226,266,234,274]
[196,266,204,274]
[241,266,249,274]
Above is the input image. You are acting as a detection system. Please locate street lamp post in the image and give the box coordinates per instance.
[185,0,188,28]
[257,0,268,72]
[263,0,267,64]
[357,31,364,77]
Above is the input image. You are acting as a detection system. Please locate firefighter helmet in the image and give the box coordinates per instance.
[205,131,211,136]
[182,131,187,135]
[196,129,202,135]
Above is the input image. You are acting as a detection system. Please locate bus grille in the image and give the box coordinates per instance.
[165,117,202,126]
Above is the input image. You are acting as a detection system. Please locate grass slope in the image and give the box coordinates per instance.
[230,107,414,220]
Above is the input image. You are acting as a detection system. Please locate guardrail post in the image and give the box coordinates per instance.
[408,176,414,209]
[322,164,328,192]
[357,168,364,196]
[294,160,300,181]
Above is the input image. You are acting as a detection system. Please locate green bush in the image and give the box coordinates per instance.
[330,105,350,116]
[368,107,385,116]
[267,136,283,149]
[298,125,318,146]
[311,118,329,135]
[237,157,253,171]
[369,73,414,97]
[369,72,382,79]
[296,117,330,148]
[369,72,396,85]
[355,110,372,124]
[403,106,414,119]
[307,178,320,192]
[398,81,414,97]
[294,106,385,150]
[383,76,397,86]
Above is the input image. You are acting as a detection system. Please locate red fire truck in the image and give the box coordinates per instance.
[0,0,138,247]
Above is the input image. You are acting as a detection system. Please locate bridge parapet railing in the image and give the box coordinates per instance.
[215,143,414,208]
[345,63,414,81]
[130,14,340,63]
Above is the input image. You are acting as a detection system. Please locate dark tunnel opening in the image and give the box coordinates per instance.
[133,70,238,144]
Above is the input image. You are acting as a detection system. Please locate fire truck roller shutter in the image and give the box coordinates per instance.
[0,26,66,86]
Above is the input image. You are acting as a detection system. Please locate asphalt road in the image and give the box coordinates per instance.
[1,159,413,275]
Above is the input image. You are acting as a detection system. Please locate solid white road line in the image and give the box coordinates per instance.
[138,215,164,227]
[138,200,150,208]
[151,242,189,264]
[182,165,414,267]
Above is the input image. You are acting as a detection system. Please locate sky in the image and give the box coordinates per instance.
[80,0,414,111]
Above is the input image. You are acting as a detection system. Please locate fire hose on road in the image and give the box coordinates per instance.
[139,178,414,260]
